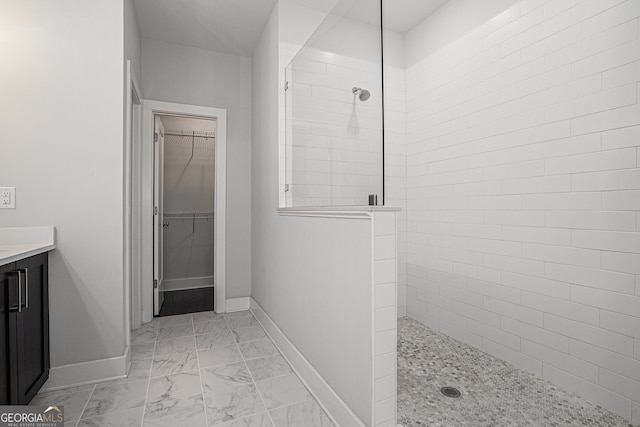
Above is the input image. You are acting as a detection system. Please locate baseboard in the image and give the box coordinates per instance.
[250,298,365,427]
[226,297,250,312]
[162,276,214,292]
[42,347,130,391]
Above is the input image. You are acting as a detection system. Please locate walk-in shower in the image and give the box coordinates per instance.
[282,0,384,208]
[279,0,640,425]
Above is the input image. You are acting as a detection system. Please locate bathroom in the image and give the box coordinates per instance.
[0,0,639,426]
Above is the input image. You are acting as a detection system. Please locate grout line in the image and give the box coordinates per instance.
[139,324,158,427]
[75,383,96,425]
[195,318,210,427]
[77,315,195,426]
[228,313,276,427]
[142,313,272,425]
[250,307,338,426]
[77,406,146,422]
[266,399,315,414]
[142,313,219,425]
[250,370,299,385]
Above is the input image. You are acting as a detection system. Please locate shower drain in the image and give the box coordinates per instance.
[440,386,462,398]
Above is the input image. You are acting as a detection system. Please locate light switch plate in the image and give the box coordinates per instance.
[0,187,16,209]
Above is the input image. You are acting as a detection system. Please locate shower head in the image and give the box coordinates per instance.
[352,87,371,102]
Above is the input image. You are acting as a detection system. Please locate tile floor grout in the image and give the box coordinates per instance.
[250,311,341,427]
[193,321,210,427]
[226,312,277,427]
[33,312,640,426]
[34,310,334,427]
[138,324,157,427]
[71,384,95,427]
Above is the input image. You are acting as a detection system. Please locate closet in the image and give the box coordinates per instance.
[157,115,215,316]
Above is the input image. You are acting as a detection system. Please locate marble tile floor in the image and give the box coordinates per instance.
[31,310,335,427]
[398,317,639,427]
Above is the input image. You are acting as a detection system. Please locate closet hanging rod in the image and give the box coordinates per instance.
[163,212,213,234]
[164,212,214,219]
[164,131,215,158]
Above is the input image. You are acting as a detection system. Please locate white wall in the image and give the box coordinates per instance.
[287,46,383,206]
[278,1,409,319]
[278,2,409,317]
[404,0,519,66]
[252,4,388,425]
[141,39,252,298]
[124,0,141,81]
[0,1,126,370]
[124,0,142,335]
[282,9,385,207]
[404,0,640,422]
[278,0,332,207]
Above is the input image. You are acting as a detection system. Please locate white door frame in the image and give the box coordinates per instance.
[153,116,165,315]
[125,60,143,342]
[141,100,227,322]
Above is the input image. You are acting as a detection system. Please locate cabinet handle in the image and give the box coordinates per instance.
[17,270,23,313]
[19,268,29,309]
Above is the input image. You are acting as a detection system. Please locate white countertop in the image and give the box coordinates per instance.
[0,227,56,266]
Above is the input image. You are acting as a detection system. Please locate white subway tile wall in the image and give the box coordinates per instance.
[373,212,397,426]
[282,44,408,316]
[286,48,384,207]
[405,0,640,423]
[384,63,408,318]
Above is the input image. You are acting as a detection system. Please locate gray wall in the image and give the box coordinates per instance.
[124,0,142,81]
[0,1,126,367]
[141,38,252,298]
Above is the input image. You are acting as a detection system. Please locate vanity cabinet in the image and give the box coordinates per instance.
[0,261,14,404]
[0,252,49,405]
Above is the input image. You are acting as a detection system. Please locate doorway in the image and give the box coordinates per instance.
[139,100,227,323]
[154,114,216,317]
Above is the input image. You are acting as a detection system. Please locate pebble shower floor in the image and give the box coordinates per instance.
[398,317,638,427]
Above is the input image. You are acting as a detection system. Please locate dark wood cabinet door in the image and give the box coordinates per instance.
[0,262,18,405]
[14,253,49,404]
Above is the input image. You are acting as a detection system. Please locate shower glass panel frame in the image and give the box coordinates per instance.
[283,0,384,208]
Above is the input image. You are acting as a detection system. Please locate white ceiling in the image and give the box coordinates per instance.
[383,0,450,33]
[133,0,449,57]
[133,0,278,57]
[286,0,450,34]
